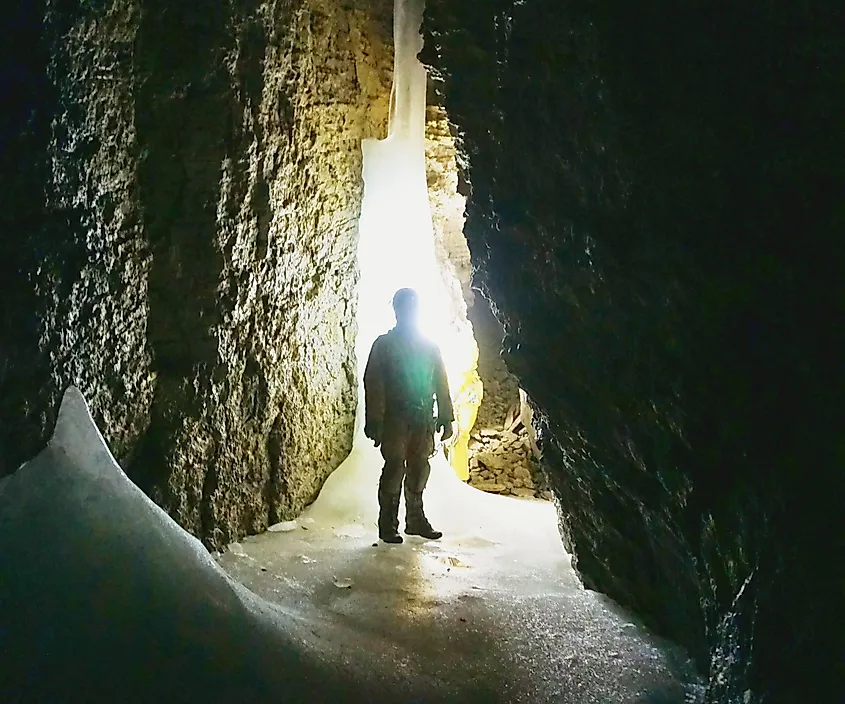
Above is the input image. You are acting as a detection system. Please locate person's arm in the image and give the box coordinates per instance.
[433,347,454,438]
[363,338,386,444]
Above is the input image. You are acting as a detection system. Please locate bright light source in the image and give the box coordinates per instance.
[354,0,481,480]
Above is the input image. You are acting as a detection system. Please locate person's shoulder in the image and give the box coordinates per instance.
[371,333,390,349]
[421,337,443,357]
[375,331,403,352]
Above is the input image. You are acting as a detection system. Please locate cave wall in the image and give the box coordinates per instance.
[424,1,844,702]
[0,0,393,547]
[425,104,472,308]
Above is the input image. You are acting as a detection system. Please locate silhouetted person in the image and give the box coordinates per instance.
[364,288,454,544]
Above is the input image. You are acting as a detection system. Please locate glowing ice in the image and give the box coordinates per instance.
[355,0,480,475]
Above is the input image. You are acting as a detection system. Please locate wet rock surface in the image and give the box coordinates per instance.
[424,1,844,702]
[0,0,394,547]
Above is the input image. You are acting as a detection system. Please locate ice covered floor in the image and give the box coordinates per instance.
[218,438,699,703]
[0,388,699,703]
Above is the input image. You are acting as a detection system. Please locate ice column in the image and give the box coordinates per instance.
[354,0,480,471]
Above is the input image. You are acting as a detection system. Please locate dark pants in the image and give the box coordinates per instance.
[378,415,434,534]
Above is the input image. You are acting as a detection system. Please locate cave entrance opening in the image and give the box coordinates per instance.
[353,0,480,484]
[353,0,552,504]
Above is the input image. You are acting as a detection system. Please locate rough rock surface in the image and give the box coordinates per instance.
[425,106,529,476]
[468,297,520,431]
[424,1,844,702]
[0,0,394,547]
[467,426,551,501]
[425,105,472,309]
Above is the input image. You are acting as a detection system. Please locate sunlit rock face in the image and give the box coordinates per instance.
[424,1,843,702]
[0,0,394,546]
[425,105,472,310]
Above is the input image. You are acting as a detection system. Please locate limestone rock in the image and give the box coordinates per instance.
[0,0,395,549]
[513,467,532,481]
[473,482,505,494]
[477,453,505,471]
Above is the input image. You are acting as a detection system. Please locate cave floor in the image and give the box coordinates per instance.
[219,442,698,703]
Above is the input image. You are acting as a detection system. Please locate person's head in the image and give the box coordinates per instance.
[392,288,420,329]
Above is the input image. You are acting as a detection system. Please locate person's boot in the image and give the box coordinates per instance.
[404,491,442,540]
[378,490,403,544]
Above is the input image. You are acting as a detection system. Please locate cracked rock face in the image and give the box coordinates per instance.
[0,0,394,547]
[423,1,844,702]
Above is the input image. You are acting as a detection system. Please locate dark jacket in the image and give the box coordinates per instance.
[364,327,454,429]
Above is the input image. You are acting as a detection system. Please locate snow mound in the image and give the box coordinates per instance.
[0,387,402,703]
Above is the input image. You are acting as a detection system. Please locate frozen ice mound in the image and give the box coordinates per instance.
[0,387,403,703]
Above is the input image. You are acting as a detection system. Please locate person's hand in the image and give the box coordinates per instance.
[437,419,454,443]
[364,420,382,448]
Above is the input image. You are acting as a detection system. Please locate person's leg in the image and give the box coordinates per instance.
[403,420,441,539]
[378,421,408,543]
